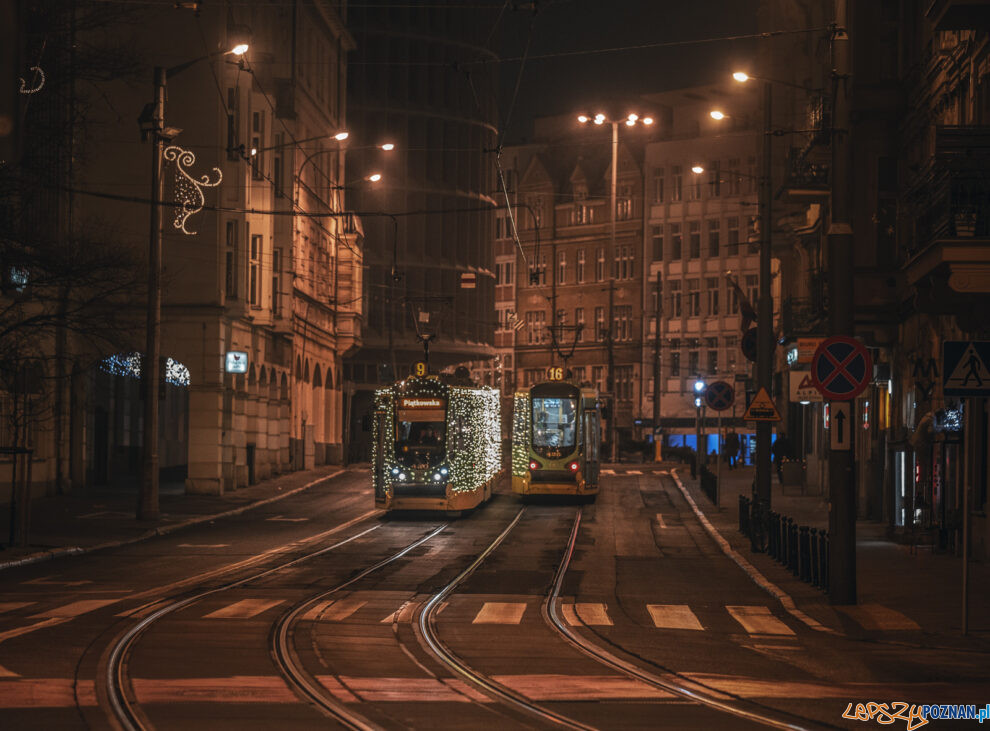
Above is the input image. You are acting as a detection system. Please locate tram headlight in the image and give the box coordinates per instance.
[391,466,399,475]
[433,472,443,481]
[398,472,407,481]
[440,466,448,476]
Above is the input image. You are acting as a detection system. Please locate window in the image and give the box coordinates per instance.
[504,261,514,285]
[556,308,566,326]
[708,160,721,197]
[706,277,719,316]
[689,221,701,258]
[525,196,543,229]
[730,281,740,314]
[575,308,585,341]
[613,305,632,341]
[249,233,262,306]
[688,349,699,375]
[670,223,682,259]
[671,350,681,377]
[746,275,759,311]
[251,111,265,180]
[671,166,683,201]
[691,170,703,200]
[572,203,594,225]
[596,248,605,282]
[653,167,665,203]
[707,348,718,375]
[617,185,633,220]
[727,216,740,255]
[225,220,238,298]
[614,245,634,280]
[226,87,240,161]
[272,248,282,316]
[747,156,757,193]
[526,310,547,344]
[571,366,585,383]
[651,226,663,261]
[669,280,682,317]
[529,253,547,286]
[687,278,701,317]
[725,336,738,372]
[273,133,284,197]
[558,251,567,284]
[615,365,633,400]
[707,219,720,257]
[748,215,761,254]
[595,307,605,341]
[728,158,741,195]
[576,249,585,283]
[592,366,605,393]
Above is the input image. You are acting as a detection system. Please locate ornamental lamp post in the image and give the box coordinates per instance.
[577,110,654,463]
[137,29,249,521]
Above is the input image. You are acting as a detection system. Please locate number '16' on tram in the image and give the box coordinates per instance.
[511,367,601,499]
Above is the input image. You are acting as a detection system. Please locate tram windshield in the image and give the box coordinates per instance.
[395,398,446,467]
[532,397,578,452]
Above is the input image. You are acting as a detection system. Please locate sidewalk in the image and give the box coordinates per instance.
[0,465,348,571]
[672,463,990,649]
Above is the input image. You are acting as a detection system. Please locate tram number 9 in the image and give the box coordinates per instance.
[547,366,564,381]
[413,361,427,377]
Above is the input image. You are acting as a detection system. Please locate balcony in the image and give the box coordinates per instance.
[780,147,829,203]
[927,0,990,30]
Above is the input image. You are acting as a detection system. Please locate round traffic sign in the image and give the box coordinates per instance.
[811,336,873,401]
[704,381,735,411]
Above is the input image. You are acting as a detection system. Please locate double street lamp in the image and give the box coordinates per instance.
[577,111,653,463]
[137,31,250,521]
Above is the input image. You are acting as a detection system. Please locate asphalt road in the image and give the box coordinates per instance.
[0,467,987,730]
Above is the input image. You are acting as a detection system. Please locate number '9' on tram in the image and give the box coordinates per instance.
[511,374,601,499]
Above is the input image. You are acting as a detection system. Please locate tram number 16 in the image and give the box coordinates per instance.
[547,366,564,381]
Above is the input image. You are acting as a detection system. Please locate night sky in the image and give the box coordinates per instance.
[493,0,760,141]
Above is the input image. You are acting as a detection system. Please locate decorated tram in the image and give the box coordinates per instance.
[511,367,601,499]
[372,364,502,513]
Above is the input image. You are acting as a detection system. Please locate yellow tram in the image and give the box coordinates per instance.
[372,364,501,513]
[511,368,601,499]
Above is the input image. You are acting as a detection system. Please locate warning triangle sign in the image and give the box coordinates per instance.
[798,374,815,389]
[744,387,782,422]
[945,343,990,390]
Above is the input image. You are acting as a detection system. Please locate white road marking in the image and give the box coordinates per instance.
[0,618,71,677]
[30,599,121,618]
[562,602,613,626]
[177,543,230,548]
[203,599,285,619]
[22,576,92,587]
[0,602,34,615]
[472,602,527,624]
[726,605,796,636]
[627,470,642,475]
[266,516,309,522]
[837,603,921,631]
[655,513,667,528]
[647,604,705,631]
[600,469,615,475]
[652,470,668,475]
[319,599,367,622]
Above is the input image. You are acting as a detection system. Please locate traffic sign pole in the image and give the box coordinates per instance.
[716,413,722,508]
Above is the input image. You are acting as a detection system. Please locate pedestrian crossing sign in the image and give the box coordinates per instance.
[943,340,990,396]
[743,387,781,421]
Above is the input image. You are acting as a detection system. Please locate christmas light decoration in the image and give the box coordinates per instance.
[100,352,190,387]
[163,145,222,235]
[19,66,45,95]
[511,390,531,477]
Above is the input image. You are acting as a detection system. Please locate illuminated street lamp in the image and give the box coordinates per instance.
[577,109,654,462]
[694,378,706,475]
[710,110,726,120]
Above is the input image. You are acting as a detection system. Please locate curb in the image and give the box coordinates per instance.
[669,468,839,635]
[0,468,348,573]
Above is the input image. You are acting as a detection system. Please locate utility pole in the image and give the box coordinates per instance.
[754,78,774,538]
[139,66,165,521]
[828,0,857,604]
[652,275,662,460]
[607,121,618,463]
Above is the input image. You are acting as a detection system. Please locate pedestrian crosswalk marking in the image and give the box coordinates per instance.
[726,605,795,635]
[627,470,642,475]
[653,470,669,475]
[647,605,704,631]
[472,602,527,624]
[836,603,920,631]
[203,599,285,619]
[655,513,667,528]
[319,598,366,622]
[30,599,121,618]
[563,603,613,626]
[0,603,33,615]
[601,469,615,475]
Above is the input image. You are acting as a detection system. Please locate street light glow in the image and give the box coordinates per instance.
[710,110,725,120]
[627,113,638,122]
[642,116,654,125]
[691,165,704,174]
[367,173,382,182]
[695,397,703,408]
[694,379,706,393]
[594,113,605,125]
[334,131,349,141]
[733,71,750,83]
[625,119,635,126]
[230,43,249,56]
[381,143,395,151]
[578,114,589,124]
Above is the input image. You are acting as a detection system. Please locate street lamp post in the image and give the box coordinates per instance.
[578,111,653,464]
[137,36,249,521]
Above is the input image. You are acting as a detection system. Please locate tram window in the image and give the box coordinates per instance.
[395,420,445,448]
[532,397,578,449]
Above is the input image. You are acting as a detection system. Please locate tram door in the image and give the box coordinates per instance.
[584,408,600,488]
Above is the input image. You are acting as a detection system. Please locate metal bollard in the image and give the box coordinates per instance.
[739,495,749,535]
[799,525,811,582]
[810,529,820,587]
[788,521,799,574]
